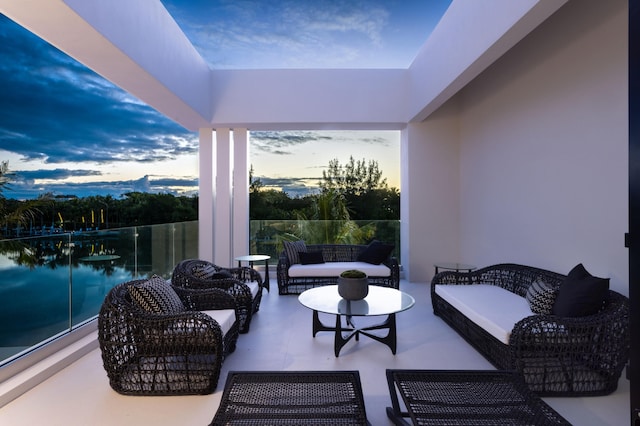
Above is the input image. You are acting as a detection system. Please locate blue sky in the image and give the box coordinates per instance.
[0,1,450,200]
[162,0,451,69]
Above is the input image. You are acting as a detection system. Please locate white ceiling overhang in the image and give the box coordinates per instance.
[0,0,568,132]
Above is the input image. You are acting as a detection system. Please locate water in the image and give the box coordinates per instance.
[0,262,131,347]
[0,221,199,362]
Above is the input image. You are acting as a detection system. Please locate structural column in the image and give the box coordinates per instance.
[232,129,250,259]
[198,128,214,261]
[213,129,233,266]
[198,128,250,267]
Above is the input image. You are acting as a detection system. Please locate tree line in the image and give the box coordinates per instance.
[250,156,400,250]
[250,156,400,221]
[1,192,198,236]
[0,157,399,238]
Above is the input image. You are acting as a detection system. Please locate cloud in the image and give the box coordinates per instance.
[255,175,321,198]
[162,0,393,68]
[2,168,199,200]
[150,177,199,188]
[13,169,102,182]
[0,4,407,199]
[0,15,197,165]
[250,131,331,154]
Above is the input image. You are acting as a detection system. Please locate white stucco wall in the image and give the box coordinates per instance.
[209,69,408,130]
[456,0,628,293]
[401,101,461,282]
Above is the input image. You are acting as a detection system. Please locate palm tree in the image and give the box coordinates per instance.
[0,161,53,238]
[291,189,375,244]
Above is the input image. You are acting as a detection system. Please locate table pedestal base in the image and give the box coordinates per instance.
[311,310,397,357]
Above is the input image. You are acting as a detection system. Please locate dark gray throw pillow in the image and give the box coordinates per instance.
[552,264,609,317]
[299,251,325,265]
[283,240,307,264]
[357,240,394,265]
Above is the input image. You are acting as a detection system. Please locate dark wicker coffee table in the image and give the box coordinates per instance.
[386,370,571,425]
[210,370,370,425]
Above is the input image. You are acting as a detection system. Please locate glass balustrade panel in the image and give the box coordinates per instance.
[0,221,198,365]
[0,219,396,365]
[250,219,401,260]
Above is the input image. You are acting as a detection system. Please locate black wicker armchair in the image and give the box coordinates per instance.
[431,263,630,396]
[171,259,265,333]
[98,276,239,396]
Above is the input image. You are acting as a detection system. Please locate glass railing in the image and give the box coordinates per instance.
[249,220,401,260]
[0,221,198,366]
[0,219,399,366]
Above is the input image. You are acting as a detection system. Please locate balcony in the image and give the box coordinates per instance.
[0,1,631,423]
[0,279,628,425]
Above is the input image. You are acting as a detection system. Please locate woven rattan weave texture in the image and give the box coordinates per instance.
[210,370,370,425]
[172,258,265,333]
[98,279,239,395]
[386,369,570,426]
[431,263,630,396]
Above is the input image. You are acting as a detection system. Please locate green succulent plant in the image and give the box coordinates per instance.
[340,269,367,279]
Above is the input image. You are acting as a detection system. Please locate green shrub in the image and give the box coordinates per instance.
[340,269,366,279]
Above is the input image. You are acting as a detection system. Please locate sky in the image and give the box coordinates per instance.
[161,0,451,69]
[0,1,451,200]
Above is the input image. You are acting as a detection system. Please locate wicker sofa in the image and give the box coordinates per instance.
[277,242,400,295]
[431,263,630,396]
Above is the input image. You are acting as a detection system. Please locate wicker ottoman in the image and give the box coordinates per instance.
[386,370,570,425]
[210,370,370,425]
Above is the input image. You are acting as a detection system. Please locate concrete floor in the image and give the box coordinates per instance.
[0,280,629,425]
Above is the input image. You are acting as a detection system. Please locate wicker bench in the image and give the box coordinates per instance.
[386,369,570,425]
[277,243,400,294]
[431,263,630,396]
[210,370,370,425]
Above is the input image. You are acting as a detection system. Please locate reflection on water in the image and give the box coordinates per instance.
[0,261,131,346]
[0,221,198,363]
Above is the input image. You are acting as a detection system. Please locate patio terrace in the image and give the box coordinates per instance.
[0,0,632,423]
[0,280,628,425]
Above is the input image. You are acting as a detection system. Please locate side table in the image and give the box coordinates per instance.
[235,254,270,292]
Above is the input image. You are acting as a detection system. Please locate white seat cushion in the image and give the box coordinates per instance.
[288,261,390,278]
[245,280,260,298]
[202,309,236,336]
[435,284,533,344]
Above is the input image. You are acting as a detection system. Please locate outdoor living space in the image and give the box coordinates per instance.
[0,0,632,424]
[0,280,628,426]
